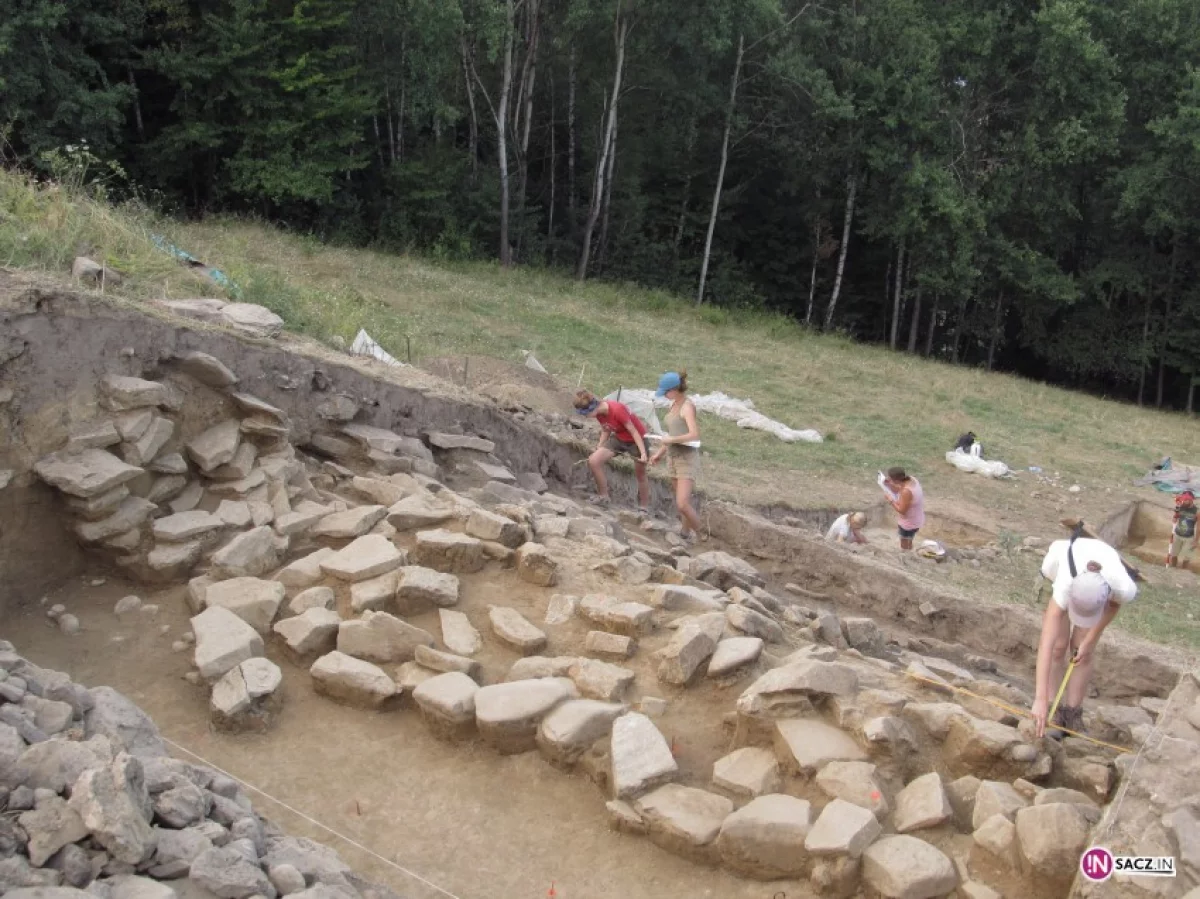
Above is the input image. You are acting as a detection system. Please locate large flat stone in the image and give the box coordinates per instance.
[439,609,482,656]
[707,637,764,677]
[273,608,340,660]
[656,623,716,686]
[716,794,813,879]
[861,835,957,899]
[489,606,548,655]
[204,577,285,634]
[579,594,655,636]
[386,493,457,531]
[568,658,635,702]
[412,672,479,740]
[774,719,866,775]
[310,651,397,709]
[815,760,889,818]
[413,529,486,573]
[474,678,575,753]
[337,611,434,664]
[100,374,169,411]
[275,548,335,589]
[893,772,953,834]
[635,784,734,863]
[536,699,624,766]
[971,781,1028,831]
[35,449,143,499]
[611,712,678,799]
[312,505,387,539]
[395,566,459,612]
[712,747,781,798]
[349,571,399,612]
[76,497,156,543]
[187,420,242,473]
[515,542,559,586]
[738,660,859,718]
[211,526,287,578]
[122,418,175,467]
[1014,803,1091,880]
[465,508,524,548]
[649,585,727,613]
[192,606,264,682]
[174,351,239,388]
[804,797,882,859]
[319,535,404,582]
[726,605,784,643]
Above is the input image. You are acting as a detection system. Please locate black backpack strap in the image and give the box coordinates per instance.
[1067,534,1079,579]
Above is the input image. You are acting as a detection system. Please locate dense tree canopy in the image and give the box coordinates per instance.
[4,0,1200,408]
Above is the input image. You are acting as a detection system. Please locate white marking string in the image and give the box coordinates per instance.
[160,735,465,899]
[1098,690,1176,839]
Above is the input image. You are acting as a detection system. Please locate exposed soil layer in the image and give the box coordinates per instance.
[1101,498,1199,574]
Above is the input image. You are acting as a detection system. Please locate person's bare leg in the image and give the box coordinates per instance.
[634,461,650,508]
[1064,625,1093,708]
[676,477,702,535]
[900,536,914,550]
[588,448,615,497]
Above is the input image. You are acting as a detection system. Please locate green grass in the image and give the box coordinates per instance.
[3,168,1199,650]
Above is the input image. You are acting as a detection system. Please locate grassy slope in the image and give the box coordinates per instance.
[3,170,1198,652]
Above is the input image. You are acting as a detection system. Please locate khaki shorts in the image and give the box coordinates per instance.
[602,434,644,459]
[1175,539,1197,561]
[667,446,701,482]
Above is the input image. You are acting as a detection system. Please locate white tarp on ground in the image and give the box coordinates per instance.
[945,448,1010,478]
[615,388,823,444]
[349,329,404,367]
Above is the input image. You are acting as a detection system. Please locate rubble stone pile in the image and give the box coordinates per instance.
[0,641,408,899]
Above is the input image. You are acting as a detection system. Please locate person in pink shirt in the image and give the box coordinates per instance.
[883,466,925,550]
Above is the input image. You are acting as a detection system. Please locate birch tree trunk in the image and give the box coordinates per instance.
[907,285,922,353]
[806,222,820,324]
[696,34,744,306]
[576,10,628,281]
[597,116,619,272]
[496,0,517,267]
[823,170,857,330]
[461,41,478,178]
[889,240,904,349]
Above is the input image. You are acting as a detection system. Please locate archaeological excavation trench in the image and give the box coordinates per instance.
[1,276,1198,899]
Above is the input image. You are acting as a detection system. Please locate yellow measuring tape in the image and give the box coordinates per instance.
[904,670,1132,754]
[1046,657,1077,726]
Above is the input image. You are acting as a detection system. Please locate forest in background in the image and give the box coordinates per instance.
[4,0,1200,408]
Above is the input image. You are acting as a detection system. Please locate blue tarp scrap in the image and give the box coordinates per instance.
[151,234,242,298]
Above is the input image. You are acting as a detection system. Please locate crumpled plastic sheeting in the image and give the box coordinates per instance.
[350,329,405,367]
[618,388,823,444]
[945,448,1009,478]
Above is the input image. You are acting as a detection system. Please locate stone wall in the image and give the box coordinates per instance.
[1070,666,1200,898]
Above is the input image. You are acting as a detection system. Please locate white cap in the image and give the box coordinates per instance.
[1067,571,1111,629]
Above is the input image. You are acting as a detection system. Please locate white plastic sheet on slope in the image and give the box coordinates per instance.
[945,448,1010,478]
[349,329,405,367]
[617,389,823,444]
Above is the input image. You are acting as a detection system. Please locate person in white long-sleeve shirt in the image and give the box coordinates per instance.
[1031,537,1138,738]
[826,512,868,544]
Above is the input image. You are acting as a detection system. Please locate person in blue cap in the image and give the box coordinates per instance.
[649,370,704,542]
[572,389,650,510]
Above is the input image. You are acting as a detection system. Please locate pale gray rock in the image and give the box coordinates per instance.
[716,794,812,879]
[474,678,575,753]
[610,712,678,799]
[192,607,265,682]
[861,835,957,899]
[309,652,396,710]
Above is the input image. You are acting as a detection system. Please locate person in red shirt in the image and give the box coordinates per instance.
[574,390,650,510]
